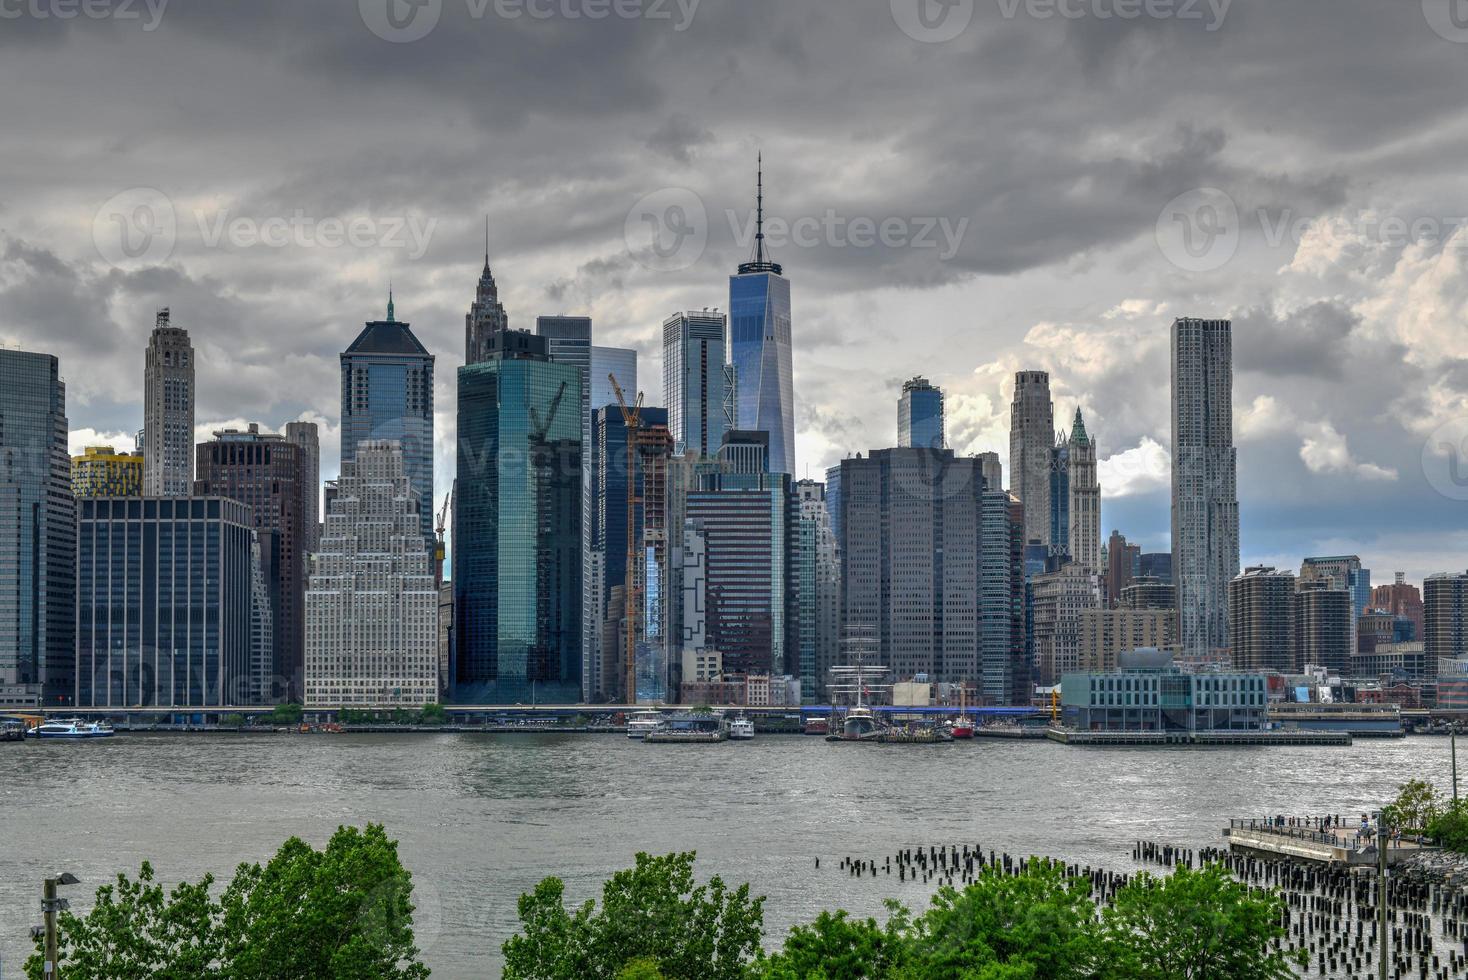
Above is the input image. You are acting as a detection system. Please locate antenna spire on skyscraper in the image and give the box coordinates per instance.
[387,281,395,322]
[738,151,782,276]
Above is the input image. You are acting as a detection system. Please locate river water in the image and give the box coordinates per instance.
[0,733,1455,978]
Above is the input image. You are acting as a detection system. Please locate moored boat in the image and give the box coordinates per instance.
[626,710,664,739]
[728,716,755,740]
[802,716,829,736]
[643,712,726,743]
[32,718,115,739]
[949,716,975,739]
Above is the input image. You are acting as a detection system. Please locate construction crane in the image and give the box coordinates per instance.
[434,485,453,587]
[609,372,643,707]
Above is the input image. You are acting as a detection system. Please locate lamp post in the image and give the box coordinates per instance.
[1376,815,1388,980]
[39,872,79,980]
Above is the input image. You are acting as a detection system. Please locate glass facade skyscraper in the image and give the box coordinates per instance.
[76,497,259,708]
[454,329,583,704]
[0,349,74,707]
[340,296,435,540]
[898,376,945,450]
[142,309,194,497]
[663,310,729,458]
[729,162,796,475]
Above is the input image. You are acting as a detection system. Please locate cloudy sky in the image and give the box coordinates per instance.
[4,0,1468,583]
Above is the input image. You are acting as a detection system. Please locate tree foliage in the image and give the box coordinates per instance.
[501,851,764,980]
[1428,797,1468,853]
[1383,778,1440,834]
[509,854,1307,980]
[27,824,428,980]
[268,702,304,725]
[1100,864,1304,980]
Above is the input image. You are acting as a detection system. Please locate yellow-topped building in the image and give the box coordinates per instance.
[71,445,144,498]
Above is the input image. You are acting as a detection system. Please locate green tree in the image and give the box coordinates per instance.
[27,825,428,980]
[1383,778,1440,833]
[420,703,448,724]
[901,859,1103,980]
[221,713,246,728]
[1099,863,1304,980]
[754,905,910,979]
[615,958,666,980]
[220,824,428,979]
[502,851,763,980]
[1428,797,1468,852]
[24,864,220,979]
[269,702,304,725]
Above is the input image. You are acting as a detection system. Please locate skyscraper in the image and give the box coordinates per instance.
[1373,572,1425,640]
[76,497,260,708]
[898,376,945,451]
[590,404,671,702]
[454,327,582,704]
[1031,562,1102,685]
[1424,571,1468,675]
[1171,317,1239,658]
[1104,529,1140,606]
[305,441,437,709]
[687,473,789,678]
[1295,580,1352,675]
[1228,566,1294,672]
[1300,556,1371,622]
[663,310,730,458]
[1009,370,1054,547]
[840,448,1023,699]
[195,424,307,700]
[284,421,321,555]
[1067,409,1100,571]
[728,159,795,475]
[0,350,74,707]
[340,294,434,540]
[1049,435,1070,559]
[142,308,195,497]
[465,236,509,366]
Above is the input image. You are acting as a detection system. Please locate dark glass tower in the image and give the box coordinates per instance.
[340,292,435,539]
[0,349,74,707]
[898,376,945,450]
[454,328,583,704]
[728,157,795,476]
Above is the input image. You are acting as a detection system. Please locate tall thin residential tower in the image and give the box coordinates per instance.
[1009,371,1054,547]
[143,308,195,497]
[728,157,796,475]
[1171,317,1239,658]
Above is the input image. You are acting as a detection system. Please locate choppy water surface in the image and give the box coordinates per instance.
[0,733,1453,977]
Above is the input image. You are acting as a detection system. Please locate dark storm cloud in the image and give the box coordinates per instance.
[3,0,1468,574]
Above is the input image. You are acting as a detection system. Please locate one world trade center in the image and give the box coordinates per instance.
[728,157,795,475]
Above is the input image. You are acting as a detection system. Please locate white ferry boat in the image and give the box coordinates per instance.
[625,710,664,739]
[32,718,115,739]
[728,716,755,740]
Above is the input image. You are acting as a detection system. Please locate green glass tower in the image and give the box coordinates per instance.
[453,328,583,704]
